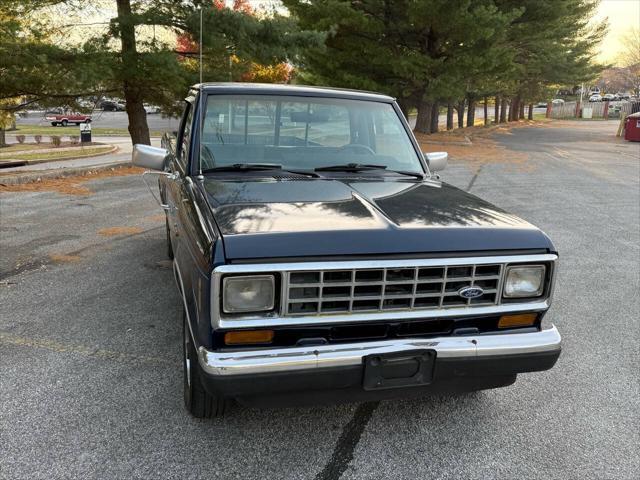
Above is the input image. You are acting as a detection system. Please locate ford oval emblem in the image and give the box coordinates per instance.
[458,286,484,299]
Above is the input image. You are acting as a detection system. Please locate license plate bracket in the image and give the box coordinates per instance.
[363,349,436,390]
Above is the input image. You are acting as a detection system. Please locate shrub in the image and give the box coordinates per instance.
[16,135,26,144]
[34,135,42,144]
[50,136,61,147]
[69,135,79,144]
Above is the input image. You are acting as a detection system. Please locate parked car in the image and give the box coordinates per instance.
[144,104,161,114]
[589,94,603,102]
[616,92,631,100]
[44,111,92,126]
[132,83,562,418]
[551,99,565,105]
[100,99,125,111]
[603,94,615,102]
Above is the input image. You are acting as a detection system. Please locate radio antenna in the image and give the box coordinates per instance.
[199,5,203,85]
[197,4,204,179]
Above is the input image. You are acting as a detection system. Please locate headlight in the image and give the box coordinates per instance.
[223,275,275,313]
[503,265,546,298]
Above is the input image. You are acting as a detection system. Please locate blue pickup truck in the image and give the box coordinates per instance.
[132,83,561,418]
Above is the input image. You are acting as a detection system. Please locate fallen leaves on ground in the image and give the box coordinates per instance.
[49,253,82,263]
[415,120,544,172]
[0,166,144,196]
[97,226,144,236]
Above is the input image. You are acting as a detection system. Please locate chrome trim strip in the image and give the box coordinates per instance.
[174,260,199,351]
[216,301,550,329]
[197,325,561,376]
[214,254,557,274]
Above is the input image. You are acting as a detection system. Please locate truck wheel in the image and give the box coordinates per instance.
[183,309,228,418]
[165,217,174,260]
[51,122,58,126]
[61,120,68,127]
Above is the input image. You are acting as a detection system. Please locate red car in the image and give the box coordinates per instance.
[44,111,92,127]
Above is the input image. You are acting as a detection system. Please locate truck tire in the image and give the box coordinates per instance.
[165,217,174,260]
[183,309,228,418]
[51,122,58,126]
[61,119,68,127]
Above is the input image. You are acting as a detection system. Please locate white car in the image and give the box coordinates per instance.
[589,94,602,102]
[551,99,565,105]
[144,104,161,114]
[602,94,615,102]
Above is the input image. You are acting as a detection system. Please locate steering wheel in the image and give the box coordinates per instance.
[339,143,376,155]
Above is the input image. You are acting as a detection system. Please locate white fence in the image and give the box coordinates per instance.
[550,100,639,119]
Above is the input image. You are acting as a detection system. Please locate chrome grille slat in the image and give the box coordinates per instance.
[285,263,504,316]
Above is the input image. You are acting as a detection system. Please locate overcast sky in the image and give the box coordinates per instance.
[596,0,640,63]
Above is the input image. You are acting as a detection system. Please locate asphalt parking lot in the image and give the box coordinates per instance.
[1,120,638,479]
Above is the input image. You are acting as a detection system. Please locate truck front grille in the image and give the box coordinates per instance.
[285,264,503,316]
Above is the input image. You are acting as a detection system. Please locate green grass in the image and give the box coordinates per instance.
[0,143,54,153]
[5,145,113,162]
[9,125,164,137]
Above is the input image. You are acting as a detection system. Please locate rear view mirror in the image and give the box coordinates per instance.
[132,144,169,171]
[424,151,448,172]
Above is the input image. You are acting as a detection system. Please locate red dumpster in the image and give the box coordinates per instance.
[624,112,640,142]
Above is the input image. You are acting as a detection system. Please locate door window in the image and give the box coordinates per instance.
[177,101,194,171]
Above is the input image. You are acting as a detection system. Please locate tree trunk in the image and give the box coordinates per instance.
[414,101,432,134]
[494,96,500,124]
[519,101,525,119]
[456,100,465,128]
[466,97,476,127]
[116,0,151,145]
[499,97,507,123]
[397,98,411,120]
[509,96,519,122]
[446,103,454,130]
[0,128,5,147]
[528,103,534,120]
[430,101,439,133]
[483,96,489,126]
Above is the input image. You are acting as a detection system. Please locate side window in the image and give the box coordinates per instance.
[177,102,194,170]
[372,108,416,165]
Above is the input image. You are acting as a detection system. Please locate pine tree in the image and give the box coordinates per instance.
[1,1,320,144]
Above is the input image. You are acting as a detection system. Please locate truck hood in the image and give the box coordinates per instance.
[201,177,554,260]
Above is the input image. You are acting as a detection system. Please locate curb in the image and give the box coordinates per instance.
[0,145,118,167]
[421,136,472,146]
[0,161,133,185]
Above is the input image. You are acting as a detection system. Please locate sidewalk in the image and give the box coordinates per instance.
[0,136,160,184]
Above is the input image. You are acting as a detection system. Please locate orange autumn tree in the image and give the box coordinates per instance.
[176,0,293,83]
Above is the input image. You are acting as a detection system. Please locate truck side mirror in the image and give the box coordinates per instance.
[132,144,169,171]
[424,151,448,172]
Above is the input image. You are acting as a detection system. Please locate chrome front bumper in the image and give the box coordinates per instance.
[198,325,561,377]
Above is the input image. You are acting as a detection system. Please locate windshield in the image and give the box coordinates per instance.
[198,95,424,174]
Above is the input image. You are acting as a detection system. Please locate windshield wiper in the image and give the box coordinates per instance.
[315,163,388,172]
[315,163,424,180]
[202,163,319,177]
[202,163,283,172]
[387,169,425,180]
